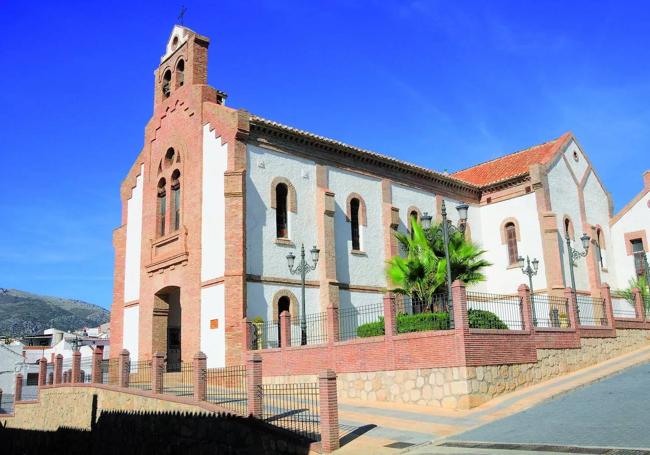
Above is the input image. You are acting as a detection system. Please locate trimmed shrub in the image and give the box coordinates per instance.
[396,312,450,333]
[356,317,385,337]
[467,308,508,329]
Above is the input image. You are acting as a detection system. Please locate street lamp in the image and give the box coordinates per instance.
[519,255,540,325]
[422,201,469,328]
[286,244,320,345]
[565,231,590,295]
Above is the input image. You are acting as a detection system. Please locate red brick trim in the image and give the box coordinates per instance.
[624,230,648,255]
[269,176,297,213]
[345,193,367,226]
[200,276,225,288]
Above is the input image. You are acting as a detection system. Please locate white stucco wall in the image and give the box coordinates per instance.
[246,282,321,320]
[611,189,650,289]
[122,305,140,361]
[200,284,225,368]
[391,183,436,234]
[583,172,613,285]
[338,289,384,311]
[474,193,545,294]
[547,153,589,291]
[329,168,385,288]
[201,126,227,281]
[246,145,319,279]
[563,141,590,184]
[124,165,144,302]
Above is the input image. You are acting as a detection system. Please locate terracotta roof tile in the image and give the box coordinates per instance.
[452,132,572,186]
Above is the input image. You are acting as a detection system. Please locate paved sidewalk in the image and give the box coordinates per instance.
[335,345,650,454]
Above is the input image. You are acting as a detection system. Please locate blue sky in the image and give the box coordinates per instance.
[1,1,649,309]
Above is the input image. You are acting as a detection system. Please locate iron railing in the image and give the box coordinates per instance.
[46,362,54,384]
[102,359,120,386]
[0,394,14,414]
[163,362,193,398]
[576,295,608,326]
[339,302,385,341]
[466,292,524,330]
[206,365,247,415]
[644,295,650,316]
[261,382,320,441]
[128,360,152,391]
[611,291,638,318]
[249,321,280,350]
[80,357,94,383]
[290,312,328,346]
[532,294,571,328]
[396,294,451,333]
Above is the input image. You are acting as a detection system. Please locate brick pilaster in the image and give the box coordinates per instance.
[14,374,23,402]
[601,283,615,328]
[246,353,262,418]
[318,369,340,453]
[119,349,130,388]
[279,311,291,348]
[518,284,534,331]
[72,351,81,384]
[54,354,63,385]
[316,165,339,313]
[38,357,47,387]
[383,294,397,337]
[327,305,339,344]
[152,352,165,394]
[91,347,103,384]
[193,351,207,402]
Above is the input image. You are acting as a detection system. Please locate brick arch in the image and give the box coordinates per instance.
[499,217,521,245]
[345,193,367,226]
[271,289,299,322]
[270,177,297,213]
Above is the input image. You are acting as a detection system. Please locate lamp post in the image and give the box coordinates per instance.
[421,201,469,328]
[565,231,591,295]
[286,244,320,345]
[518,255,540,326]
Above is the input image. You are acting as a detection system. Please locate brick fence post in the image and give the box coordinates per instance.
[601,283,615,328]
[319,369,340,453]
[91,347,103,384]
[246,353,263,418]
[38,357,47,387]
[383,294,397,337]
[327,305,339,344]
[54,354,63,385]
[47,372,53,385]
[565,287,580,332]
[518,284,534,331]
[72,351,81,384]
[15,373,23,402]
[452,281,470,331]
[632,287,645,320]
[63,371,68,384]
[152,352,165,394]
[193,351,207,402]
[280,311,292,348]
[119,349,130,388]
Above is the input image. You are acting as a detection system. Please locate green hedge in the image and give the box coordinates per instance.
[356,309,507,337]
[467,308,508,329]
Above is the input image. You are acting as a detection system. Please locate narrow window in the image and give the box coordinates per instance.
[409,210,418,238]
[595,228,604,269]
[162,70,172,98]
[632,239,646,277]
[157,178,167,237]
[171,170,181,231]
[351,198,361,251]
[176,59,184,88]
[505,222,518,265]
[276,183,288,238]
[564,218,572,239]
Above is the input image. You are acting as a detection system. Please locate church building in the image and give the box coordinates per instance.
[109,26,650,368]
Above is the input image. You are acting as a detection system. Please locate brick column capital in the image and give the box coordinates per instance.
[318,369,339,452]
[38,357,47,388]
[193,351,207,402]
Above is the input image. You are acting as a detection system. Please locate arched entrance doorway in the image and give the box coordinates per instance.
[277,295,291,346]
[152,286,182,372]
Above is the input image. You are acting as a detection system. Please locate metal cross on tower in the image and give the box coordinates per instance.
[178,6,187,25]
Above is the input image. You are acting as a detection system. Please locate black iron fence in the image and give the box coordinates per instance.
[339,302,385,341]
[466,291,524,330]
[163,362,193,398]
[290,312,328,346]
[396,294,452,333]
[102,359,120,386]
[611,291,638,318]
[0,393,13,414]
[532,294,571,328]
[80,357,94,383]
[261,382,320,441]
[249,321,280,349]
[206,365,247,415]
[128,360,152,391]
[577,295,608,326]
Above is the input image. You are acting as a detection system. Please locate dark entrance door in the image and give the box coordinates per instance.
[167,327,181,372]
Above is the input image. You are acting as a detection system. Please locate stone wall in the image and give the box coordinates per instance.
[336,328,650,409]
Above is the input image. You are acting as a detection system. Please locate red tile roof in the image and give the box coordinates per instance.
[452,132,572,186]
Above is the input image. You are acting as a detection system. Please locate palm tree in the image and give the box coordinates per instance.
[387,221,446,305]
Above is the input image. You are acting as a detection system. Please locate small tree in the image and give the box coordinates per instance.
[618,275,649,310]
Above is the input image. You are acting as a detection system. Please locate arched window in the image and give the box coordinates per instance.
[564,217,574,240]
[595,228,604,269]
[176,59,184,88]
[162,70,172,98]
[157,178,167,237]
[171,170,181,231]
[505,222,518,265]
[350,198,361,251]
[409,209,419,238]
[165,147,175,165]
[276,183,288,238]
